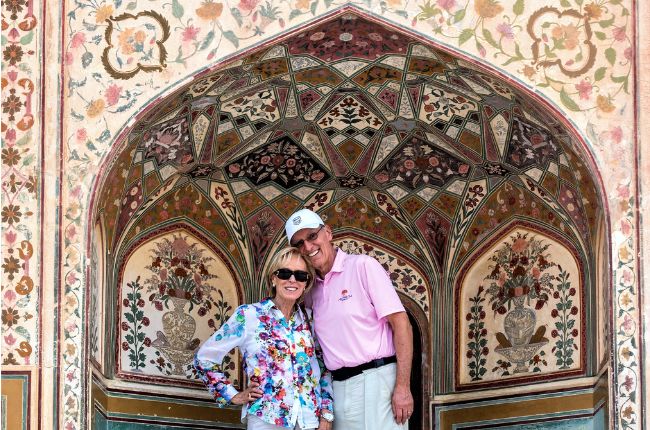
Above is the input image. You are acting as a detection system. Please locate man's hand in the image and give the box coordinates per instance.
[391,383,414,424]
[386,311,414,424]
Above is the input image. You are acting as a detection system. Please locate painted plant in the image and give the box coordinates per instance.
[484,232,557,314]
[144,233,218,311]
[461,230,582,383]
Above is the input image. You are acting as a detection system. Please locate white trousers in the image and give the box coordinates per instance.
[332,363,408,430]
[246,414,315,430]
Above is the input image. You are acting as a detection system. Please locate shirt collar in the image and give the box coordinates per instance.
[329,248,346,274]
[262,297,306,322]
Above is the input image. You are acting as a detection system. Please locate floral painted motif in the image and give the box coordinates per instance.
[119,230,240,383]
[121,277,149,370]
[317,96,384,131]
[102,11,171,79]
[484,232,556,314]
[466,286,488,381]
[141,117,194,166]
[551,269,578,369]
[227,135,329,188]
[374,135,470,189]
[221,89,280,123]
[287,13,411,61]
[143,234,218,311]
[459,228,583,385]
[194,299,333,427]
[507,117,559,169]
[419,85,478,124]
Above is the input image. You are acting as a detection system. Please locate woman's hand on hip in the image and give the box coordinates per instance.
[230,381,263,405]
[317,417,333,430]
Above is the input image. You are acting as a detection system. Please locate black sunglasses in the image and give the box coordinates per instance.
[274,268,310,282]
[290,225,324,249]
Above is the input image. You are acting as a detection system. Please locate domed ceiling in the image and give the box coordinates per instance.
[96,11,603,298]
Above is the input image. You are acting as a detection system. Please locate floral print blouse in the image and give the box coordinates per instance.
[194,298,333,428]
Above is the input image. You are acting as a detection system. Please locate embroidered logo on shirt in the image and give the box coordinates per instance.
[339,289,352,301]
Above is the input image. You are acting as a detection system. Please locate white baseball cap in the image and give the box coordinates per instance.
[285,208,324,244]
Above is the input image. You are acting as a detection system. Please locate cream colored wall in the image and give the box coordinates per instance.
[0,0,646,429]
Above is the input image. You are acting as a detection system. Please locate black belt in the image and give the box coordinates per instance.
[331,355,397,381]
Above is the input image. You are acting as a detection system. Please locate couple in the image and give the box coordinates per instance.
[194,209,414,430]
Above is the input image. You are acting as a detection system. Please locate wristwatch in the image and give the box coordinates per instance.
[321,411,334,422]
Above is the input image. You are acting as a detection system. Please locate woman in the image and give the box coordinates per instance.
[194,247,334,430]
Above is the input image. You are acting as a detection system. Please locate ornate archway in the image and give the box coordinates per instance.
[87,8,610,429]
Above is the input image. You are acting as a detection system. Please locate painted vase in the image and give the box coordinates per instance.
[503,296,535,346]
[160,296,197,375]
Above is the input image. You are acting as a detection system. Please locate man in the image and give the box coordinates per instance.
[285,208,414,430]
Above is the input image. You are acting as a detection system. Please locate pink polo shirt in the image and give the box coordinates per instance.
[304,249,405,371]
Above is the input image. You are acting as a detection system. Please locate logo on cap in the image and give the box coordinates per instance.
[292,216,302,225]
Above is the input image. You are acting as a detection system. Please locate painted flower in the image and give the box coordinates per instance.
[86,99,105,118]
[2,91,23,121]
[294,0,310,10]
[95,5,114,23]
[2,147,21,166]
[601,126,623,144]
[437,0,456,11]
[1,204,22,224]
[496,22,514,39]
[3,44,23,66]
[339,33,354,42]
[613,26,626,42]
[596,95,615,113]
[551,24,579,50]
[196,1,223,20]
[2,256,20,280]
[575,79,592,100]
[1,308,20,327]
[584,3,603,20]
[70,32,86,49]
[182,26,200,42]
[3,289,17,306]
[76,128,87,142]
[117,28,146,55]
[5,0,27,20]
[624,47,633,61]
[474,0,503,19]
[523,65,536,80]
[309,32,325,41]
[237,0,259,13]
[105,84,122,106]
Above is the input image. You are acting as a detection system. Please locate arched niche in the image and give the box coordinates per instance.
[82,7,614,427]
[455,221,586,389]
[115,224,242,388]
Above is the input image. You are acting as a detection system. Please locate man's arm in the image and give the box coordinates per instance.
[386,311,414,425]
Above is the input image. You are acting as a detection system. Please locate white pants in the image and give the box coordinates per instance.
[247,414,315,430]
[332,363,408,430]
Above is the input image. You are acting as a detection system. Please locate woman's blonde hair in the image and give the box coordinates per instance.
[266,247,315,297]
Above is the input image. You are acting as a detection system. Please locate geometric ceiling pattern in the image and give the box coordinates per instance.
[96,11,603,299]
[90,11,609,400]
